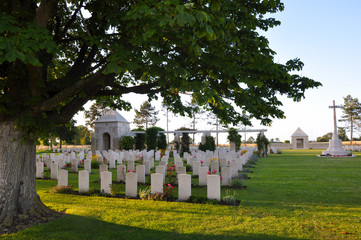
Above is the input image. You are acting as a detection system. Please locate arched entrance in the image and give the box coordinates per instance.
[103,133,111,150]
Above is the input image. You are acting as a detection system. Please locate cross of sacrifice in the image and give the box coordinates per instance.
[329,100,342,139]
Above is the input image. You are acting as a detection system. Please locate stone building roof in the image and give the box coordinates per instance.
[95,110,130,124]
[291,127,308,137]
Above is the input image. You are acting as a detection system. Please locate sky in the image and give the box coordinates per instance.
[75,0,361,144]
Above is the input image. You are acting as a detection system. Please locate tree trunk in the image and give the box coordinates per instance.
[0,121,56,231]
[351,120,353,146]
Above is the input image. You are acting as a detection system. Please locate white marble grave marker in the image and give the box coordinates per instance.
[101,171,112,194]
[58,169,68,186]
[199,167,209,186]
[178,174,191,201]
[51,162,58,180]
[207,175,221,201]
[136,165,145,184]
[151,173,163,194]
[126,172,137,197]
[79,170,89,193]
[36,162,44,179]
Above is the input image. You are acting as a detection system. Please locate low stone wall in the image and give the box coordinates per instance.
[36,145,91,151]
[270,142,361,150]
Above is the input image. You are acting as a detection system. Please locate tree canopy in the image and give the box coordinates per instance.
[1,0,321,136]
[0,0,322,228]
[340,95,361,145]
[133,101,159,129]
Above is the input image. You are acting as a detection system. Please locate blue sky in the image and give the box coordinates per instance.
[253,0,361,141]
[76,0,361,143]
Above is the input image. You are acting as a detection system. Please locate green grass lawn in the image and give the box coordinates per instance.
[2,149,361,239]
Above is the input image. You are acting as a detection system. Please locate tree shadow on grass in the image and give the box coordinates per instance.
[1,214,308,240]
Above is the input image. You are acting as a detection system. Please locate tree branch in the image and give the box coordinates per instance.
[109,81,161,94]
[60,0,84,40]
[35,0,59,28]
[34,70,115,113]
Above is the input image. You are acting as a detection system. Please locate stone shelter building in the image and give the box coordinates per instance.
[91,110,130,152]
[291,127,309,149]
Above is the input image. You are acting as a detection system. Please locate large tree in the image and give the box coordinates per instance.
[0,0,321,228]
[340,95,361,145]
[133,101,159,129]
[83,102,110,128]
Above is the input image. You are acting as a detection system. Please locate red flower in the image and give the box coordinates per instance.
[123,167,125,170]
[168,184,172,187]
[133,171,135,173]
[127,170,130,172]
[213,170,217,174]
[207,171,210,174]
[221,176,224,180]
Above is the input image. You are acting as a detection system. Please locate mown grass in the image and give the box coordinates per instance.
[2,149,361,239]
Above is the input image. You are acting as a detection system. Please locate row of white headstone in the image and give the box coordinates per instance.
[344,145,361,151]
[36,147,255,201]
[55,168,222,201]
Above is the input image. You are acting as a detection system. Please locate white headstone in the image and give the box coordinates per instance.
[230,162,238,178]
[207,175,221,201]
[127,160,135,172]
[51,162,58,180]
[84,159,91,173]
[211,161,219,174]
[117,164,126,182]
[178,174,191,201]
[101,171,112,194]
[136,165,145,184]
[221,167,231,186]
[79,170,89,193]
[151,173,163,194]
[155,165,166,180]
[192,161,200,176]
[36,162,44,179]
[58,169,68,186]
[143,161,150,175]
[71,159,78,173]
[126,172,137,197]
[199,167,209,186]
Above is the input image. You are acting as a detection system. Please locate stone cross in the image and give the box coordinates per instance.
[329,100,342,139]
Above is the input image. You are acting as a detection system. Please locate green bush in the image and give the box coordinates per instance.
[157,133,167,150]
[147,192,166,201]
[49,185,74,194]
[227,128,242,151]
[146,127,160,151]
[257,132,270,157]
[184,163,192,172]
[132,128,145,150]
[199,136,216,151]
[223,190,237,205]
[232,179,244,188]
[91,159,99,169]
[242,168,252,172]
[188,195,209,204]
[238,173,249,179]
[139,187,151,200]
[120,136,135,150]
